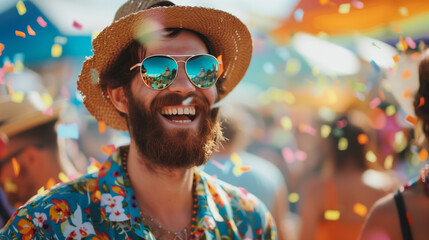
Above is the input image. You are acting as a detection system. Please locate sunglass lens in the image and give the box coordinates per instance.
[187,55,219,88]
[141,56,177,90]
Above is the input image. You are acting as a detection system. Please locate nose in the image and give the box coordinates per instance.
[166,61,196,94]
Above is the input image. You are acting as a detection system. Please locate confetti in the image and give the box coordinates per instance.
[288,193,300,203]
[101,144,116,155]
[385,105,396,116]
[27,25,35,36]
[419,149,428,162]
[295,150,307,161]
[51,44,62,58]
[43,107,53,116]
[41,93,53,107]
[369,97,381,109]
[351,81,366,92]
[16,1,26,15]
[15,30,26,38]
[283,91,295,104]
[384,155,393,169]
[398,6,408,16]
[57,124,79,139]
[11,157,20,177]
[324,210,340,221]
[37,186,45,195]
[338,3,351,14]
[393,55,400,63]
[73,20,83,30]
[0,43,4,56]
[336,119,347,129]
[58,172,70,183]
[280,117,292,131]
[45,178,56,190]
[320,125,331,138]
[405,37,416,49]
[294,8,304,22]
[338,137,348,151]
[285,58,301,76]
[417,97,425,108]
[370,60,380,73]
[353,203,368,217]
[405,115,418,125]
[319,0,329,5]
[403,88,412,99]
[358,134,369,145]
[401,69,411,80]
[366,151,377,163]
[216,55,223,78]
[351,0,364,9]
[393,131,408,153]
[99,121,106,134]
[397,37,408,51]
[282,148,295,163]
[37,16,47,27]
[4,179,17,193]
[379,89,386,101]
[11,92,24,103]
[298,124,316,135]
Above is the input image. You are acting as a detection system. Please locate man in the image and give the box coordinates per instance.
[1,0,276,239]
[0,69,76,226]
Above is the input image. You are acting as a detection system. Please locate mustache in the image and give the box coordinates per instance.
[151,93,210,112]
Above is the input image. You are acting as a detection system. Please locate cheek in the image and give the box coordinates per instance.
[202,87,217,105]
[131,77,159,108]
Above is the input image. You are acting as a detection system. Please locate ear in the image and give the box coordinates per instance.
[108,87,129,114]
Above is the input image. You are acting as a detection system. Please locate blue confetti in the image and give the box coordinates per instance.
[294,8,304,22]
[57,124,79,139]
[370,60,380,73]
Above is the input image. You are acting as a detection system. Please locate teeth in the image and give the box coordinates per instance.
[172,120,192,123]
[161,106,196,116]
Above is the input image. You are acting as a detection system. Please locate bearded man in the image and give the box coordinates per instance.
[0,0,277,239]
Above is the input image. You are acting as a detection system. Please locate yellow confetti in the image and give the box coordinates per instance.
[11,157,20,177]
[288,193,300,203]
[385,105,396,116]
[27,25,36,36]
[320,125,331,138]
[319,0,329,5]
[231,152,241,165]
[353,203,368,217]
[419,149,428,162]
[58,172,70,183]
[393,131,408,153]
[45,178,56,190]
[11,92,24,103]
[15,30,26,38]
[280,117,292,131]
[99,121,106,134]
[327,90,338,104]
[366,151,377,163]
[51,44,63,58]
[338,137,348,151]
[37,186,45,195]
[16,1,26,15]
[4,179,17,193]
[283,91,296,104]
[285,58,301,76]
[384,155,394,170]
[338,3,351,14]
[41,93,53,108]
[324,210,340,221]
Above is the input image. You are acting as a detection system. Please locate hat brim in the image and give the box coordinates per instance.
[77,6,253,131]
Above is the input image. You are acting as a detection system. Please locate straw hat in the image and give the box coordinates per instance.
[77,0,253,131]
[0,70,66,138]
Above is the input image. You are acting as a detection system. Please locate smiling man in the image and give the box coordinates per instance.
[0,0,276,239]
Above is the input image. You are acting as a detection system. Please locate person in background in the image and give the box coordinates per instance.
[360,50,429,240]
[298,115,390,240]
[1,0,276,239]
[205,104,290,240]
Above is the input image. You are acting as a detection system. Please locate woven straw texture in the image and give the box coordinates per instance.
[77,5,252,131]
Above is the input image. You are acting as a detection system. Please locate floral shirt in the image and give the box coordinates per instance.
[0,146,276,240]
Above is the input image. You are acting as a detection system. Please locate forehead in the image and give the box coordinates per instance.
[145,30,209,56]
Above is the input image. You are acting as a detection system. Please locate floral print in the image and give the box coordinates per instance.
[0,146,276,239]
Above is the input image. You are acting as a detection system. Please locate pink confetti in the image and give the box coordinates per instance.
[61,86,70,99]
[336,119,348,128]
[405,37,416,49]
[299,124,317,135]
[210,160,224,170]
[352,0,364,8]
[43,107,53,115]
[370,97,381,109]
[37,16,47,27]
[282,148,295,163]
[73,20,83,30]
[388,67,396,74]
[295,150,307,161]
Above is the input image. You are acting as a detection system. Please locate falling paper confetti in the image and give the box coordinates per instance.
[324,210,340,221]
[11,92,24,103]
[405,37,416,49]
[45,178,56,190]
[0,43,4,56]
[58,172,70,183]
[15,30,26,38]
[101,144,116,155]
[419,149,428,162]
[358,134,369,145]
[384,155,393,170]
[285,58,301,76]
[57,124,79,139]
[288,193,300,203]
[27,25,35,36]
[295,150,307,161]
[37,16,47,27]
[397,37,408,51]
[370,60,380,73]
[99,121,106,134]
[298,124,316,135]
[366,151,377,163]
[16,1,26,15]
[11,157,20,177]
[370,97,381,109]
[73,20,83,30]
[321,125,331,138]
[379,89,386,101]
[51,44,63,58]
[338,137,348,151]
[338,3,351,14]
[351,0,364,9]
[280,117,292,131]
[417,97,425,108]
[385,105,396,116]
[403,88,412,99]
[4,179,17,193]
[43,107,53,116]
[393,55,400,63]
[282,148,295,163]
[402,69,411,80]
[336,119,347,129]
[294,8,304,22]
[405,115,418,125]
[353,203,368,217]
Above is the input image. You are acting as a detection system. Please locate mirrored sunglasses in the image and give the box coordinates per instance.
[130,54,220,90]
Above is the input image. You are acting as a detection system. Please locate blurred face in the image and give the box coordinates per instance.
[0,142,37,207]
[126,30,222,169]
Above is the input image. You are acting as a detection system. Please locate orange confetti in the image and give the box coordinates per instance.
[406,211,413,226]
[333,80,340,85]
[403,88,412,99]
[393,55,400,63]
[11,157,20,177]
[405,115,418,125]
[417,97,425,109]
[240,166,252,172]
[15,30,26,38]
[101,144,116,156]
[353,203,368,217]
[27,25,35,36]
[419,149,428,162]
[399,36,408,51]
[357,134,369,145]
[45,178,56,190]
[401,69,411,80]
[392,26,403,33]
[98,121,106,134]
[0,43,4,56]
[379,89,386,101]
[216,55,223,78]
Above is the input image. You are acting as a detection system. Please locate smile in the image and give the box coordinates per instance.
[160,105,197,123]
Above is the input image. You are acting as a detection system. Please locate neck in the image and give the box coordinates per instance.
[126,143,194,232]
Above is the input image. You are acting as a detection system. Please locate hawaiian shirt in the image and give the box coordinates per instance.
[0,146,276,240]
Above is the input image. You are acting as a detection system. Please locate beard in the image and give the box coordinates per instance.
[126,92,223,170]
